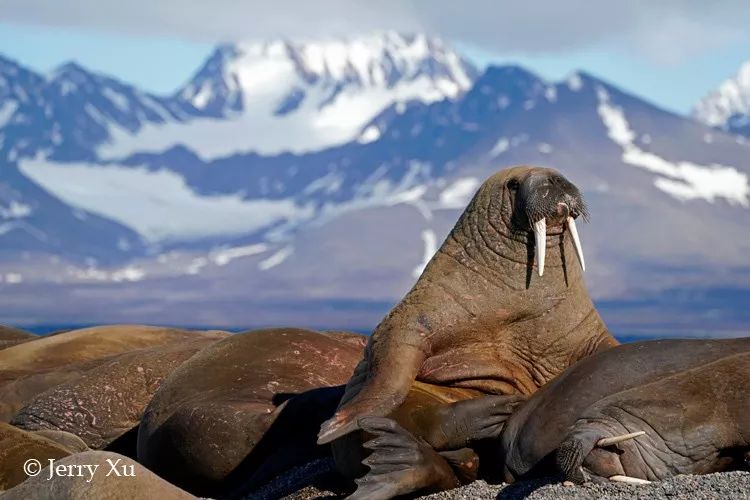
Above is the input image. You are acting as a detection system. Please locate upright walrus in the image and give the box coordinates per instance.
[501,338,750,484]
[318,166,618,498]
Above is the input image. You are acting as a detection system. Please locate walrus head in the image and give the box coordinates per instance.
[468,165,588,281]
[510,167,588,276]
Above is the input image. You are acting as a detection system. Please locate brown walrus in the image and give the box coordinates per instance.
[0,325,227,421]
[0,422,76,490]
[1,451,195,499]
[317,166,618,498]
[11,334,228,453]
[136,328,367,497]
[0,325,36,351]
[500,338,750,484]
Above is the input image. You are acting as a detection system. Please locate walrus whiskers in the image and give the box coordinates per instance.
[609,475,651,484]
[597,431,646,447]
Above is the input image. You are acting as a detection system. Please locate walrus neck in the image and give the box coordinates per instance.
[437,184,614,388]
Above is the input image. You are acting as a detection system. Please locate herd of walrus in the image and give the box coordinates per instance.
[0,165,747,499]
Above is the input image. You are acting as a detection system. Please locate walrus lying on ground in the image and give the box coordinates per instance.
[0,325,227,421]
[136,328,367,497]
[318,166,618,498]
[12,333,228,454]
[0,325,36,351]
[0,423,78,490]
[501,338,750,484]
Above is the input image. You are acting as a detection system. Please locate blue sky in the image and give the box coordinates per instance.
[2,3,749,115]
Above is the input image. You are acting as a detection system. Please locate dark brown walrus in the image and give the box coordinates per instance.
[136,328,368,497]
[11,334,228,453]
[317,166,619,498]
[500,338,750,484]
[0,325,227,421]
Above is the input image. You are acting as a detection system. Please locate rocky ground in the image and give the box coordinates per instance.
[251,458,750,500]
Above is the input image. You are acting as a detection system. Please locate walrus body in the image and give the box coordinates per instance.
[501,338,750,483]
[2,451,195,500]
[136,328,367,496]
[0,325,227,421]
[12,334,227,453]
[319,166,617,498]
[0,423,76,490]
[0,326,36,351]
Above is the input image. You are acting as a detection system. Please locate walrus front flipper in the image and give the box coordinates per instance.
[414,394,527,450]
[348,417,459,500]
[318,341,426,444]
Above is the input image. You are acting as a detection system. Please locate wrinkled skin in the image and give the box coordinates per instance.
[501,338,750,483]
[319,166,617,497]
[0,325,227,421]
[12,334,227,452]
[137,328,368,497]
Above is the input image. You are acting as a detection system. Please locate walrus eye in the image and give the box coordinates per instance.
[507,179,520,191]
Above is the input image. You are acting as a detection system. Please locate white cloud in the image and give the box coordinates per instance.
[4,0,749,64]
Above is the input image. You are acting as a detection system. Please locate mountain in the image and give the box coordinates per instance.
[0,58,198,163]
[100,32,477,159]
[1,36,749,334]
[0,32,475,248]
[693,61,750,137]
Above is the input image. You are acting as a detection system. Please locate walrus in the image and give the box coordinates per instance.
[11,334,228,453]
[136,328,368,497]
[501,338,750,484]
[0,325,227,421]
[318,166,618,498]
[1,451,195,499]
[0,422,76,490]
[0,325,36,351]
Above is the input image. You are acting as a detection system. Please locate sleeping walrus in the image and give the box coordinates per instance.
[318,165,618,498]
[500,338,750,484]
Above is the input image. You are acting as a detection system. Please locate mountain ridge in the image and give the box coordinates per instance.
[1,36,750,330]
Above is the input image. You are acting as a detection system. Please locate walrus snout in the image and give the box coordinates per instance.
[513,168,587,276]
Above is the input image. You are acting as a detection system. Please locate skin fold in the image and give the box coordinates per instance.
[556,349,750,483]
[501,338,750,483]
[318,166,617,498]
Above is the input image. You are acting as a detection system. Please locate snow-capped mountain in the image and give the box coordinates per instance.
[0,60,197,162]
[1,37,750,333]
[693,61,750,137]
[0,55,44,127]
[100,32,477,159]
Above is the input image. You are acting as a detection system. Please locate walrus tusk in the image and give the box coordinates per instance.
[533,218,546,276]
[609,475,651,484]
[566,217,585,272]
[597,431,646,447]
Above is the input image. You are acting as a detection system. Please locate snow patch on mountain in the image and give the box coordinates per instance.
[210,243,268,266]
[99,32,475,159]
[0,201,32,219]
[693,62,750,127]
[0,101,17,128]
[18,159,315,242]
[489,137,509,157]
[598,88,749,206]
[413,229,437,277]
[259,245,293,271]
[439,177,480,208]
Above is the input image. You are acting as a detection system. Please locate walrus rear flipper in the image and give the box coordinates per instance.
[317,341,426,444]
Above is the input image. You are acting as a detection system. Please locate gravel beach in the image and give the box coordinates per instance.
[261,459,750,500]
